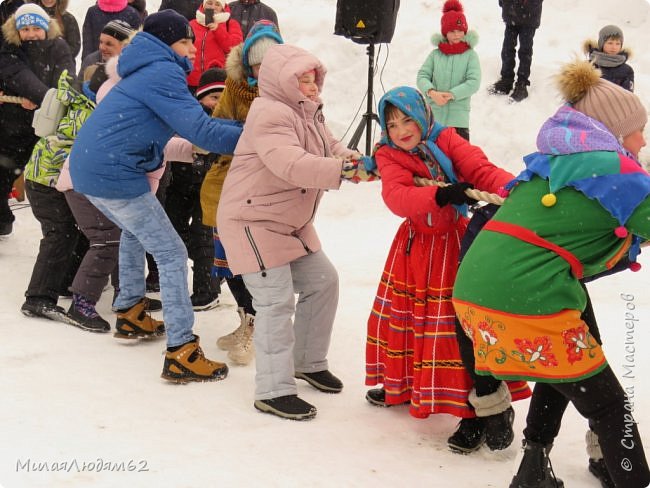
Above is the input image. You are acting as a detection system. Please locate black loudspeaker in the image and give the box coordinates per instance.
[334,0,400,45]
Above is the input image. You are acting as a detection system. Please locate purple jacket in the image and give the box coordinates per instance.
[217,44,355,275]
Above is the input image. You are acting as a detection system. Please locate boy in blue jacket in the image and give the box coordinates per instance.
[69,9,243,383]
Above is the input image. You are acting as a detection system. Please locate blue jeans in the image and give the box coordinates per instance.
[87,192,194,347]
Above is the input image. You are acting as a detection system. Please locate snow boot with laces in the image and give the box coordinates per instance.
[114,298,165,339]
[227,315,255,365]
[510,440,564,488]
[161,335,228,383]
[217,307,252,350]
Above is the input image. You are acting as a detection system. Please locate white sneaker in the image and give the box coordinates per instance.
[216,308,250,350]
[228,320,254,365]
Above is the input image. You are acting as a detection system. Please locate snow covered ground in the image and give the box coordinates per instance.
[1,1,649,487]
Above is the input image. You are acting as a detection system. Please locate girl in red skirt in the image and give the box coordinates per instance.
[365,86,530,452]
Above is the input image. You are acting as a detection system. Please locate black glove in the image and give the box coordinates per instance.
[435,182,475,207]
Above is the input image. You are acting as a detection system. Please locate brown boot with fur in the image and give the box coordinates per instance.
[114,299,165,339]
[161,336,229,383]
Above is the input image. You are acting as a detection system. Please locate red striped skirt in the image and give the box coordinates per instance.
[366,220,530,419]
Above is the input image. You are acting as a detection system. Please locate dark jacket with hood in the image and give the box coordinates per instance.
[128,0,147,21]
[0,0,22,46]
[81,2,141,59]
[0,0,22,27]
[228,0,278,37]
[37,0,80,59]
[499,0,543,28]
[158,0,202,21]
[0,15,75,166]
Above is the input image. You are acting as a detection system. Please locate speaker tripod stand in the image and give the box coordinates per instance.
[347,43,380,155]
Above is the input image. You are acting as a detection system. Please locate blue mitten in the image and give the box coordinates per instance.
[358,155,378,173]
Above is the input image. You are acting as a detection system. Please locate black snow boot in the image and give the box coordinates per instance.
[510,440,564,488]
[589,458,615,488]
[484,407,515,450]
[191,259,220,311]
[448,417,486,454]
[509,81,529,103]
[488,78,513,95]
[469,383,515,450]
[586,429,615,488]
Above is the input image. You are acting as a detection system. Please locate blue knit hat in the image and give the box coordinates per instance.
[14,4,50,32]
[242,20,283,85]
[143,9,195,46]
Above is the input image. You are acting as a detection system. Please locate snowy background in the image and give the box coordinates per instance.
[1,0,650,487]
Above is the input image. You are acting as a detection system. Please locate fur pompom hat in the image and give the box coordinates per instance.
[441,0,467,37]
[598,24,623,51]
[556,60,646,139]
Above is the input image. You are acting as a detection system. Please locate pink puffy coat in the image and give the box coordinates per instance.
[217,44,355,275]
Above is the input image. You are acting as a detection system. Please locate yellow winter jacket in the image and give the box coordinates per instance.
[200,44,258,226]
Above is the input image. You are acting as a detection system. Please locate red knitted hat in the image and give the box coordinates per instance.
[98,0,128,13]
[441,0,468,36]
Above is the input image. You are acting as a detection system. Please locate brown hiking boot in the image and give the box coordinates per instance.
[114,299,165,339]
[161,337,229,383]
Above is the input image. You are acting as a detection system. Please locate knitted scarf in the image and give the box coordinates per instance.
[195,9,230,27]
[589,50,627,68]
[438,41,470,55]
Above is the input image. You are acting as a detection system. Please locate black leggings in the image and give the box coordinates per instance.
[225,275,255,316]
[525,367,649,487]
[454,205,649,487]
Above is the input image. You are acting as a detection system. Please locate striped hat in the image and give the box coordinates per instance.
[196,67,227,99]
[102,20,134,42]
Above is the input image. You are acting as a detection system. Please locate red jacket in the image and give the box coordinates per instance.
[376,127,513,234]
[187,5,243,87]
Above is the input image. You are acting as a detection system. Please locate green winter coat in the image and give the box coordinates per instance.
[416,31,480,129]
[454,176,650,316]
[24,71,95,187]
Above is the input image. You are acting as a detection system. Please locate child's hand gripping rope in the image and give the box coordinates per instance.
[340,155,380,183]
[414,176,506,205]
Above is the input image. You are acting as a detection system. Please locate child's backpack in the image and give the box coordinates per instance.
[32,86,66,138]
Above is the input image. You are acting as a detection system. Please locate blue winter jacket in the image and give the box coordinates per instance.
[70,32,242,199]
